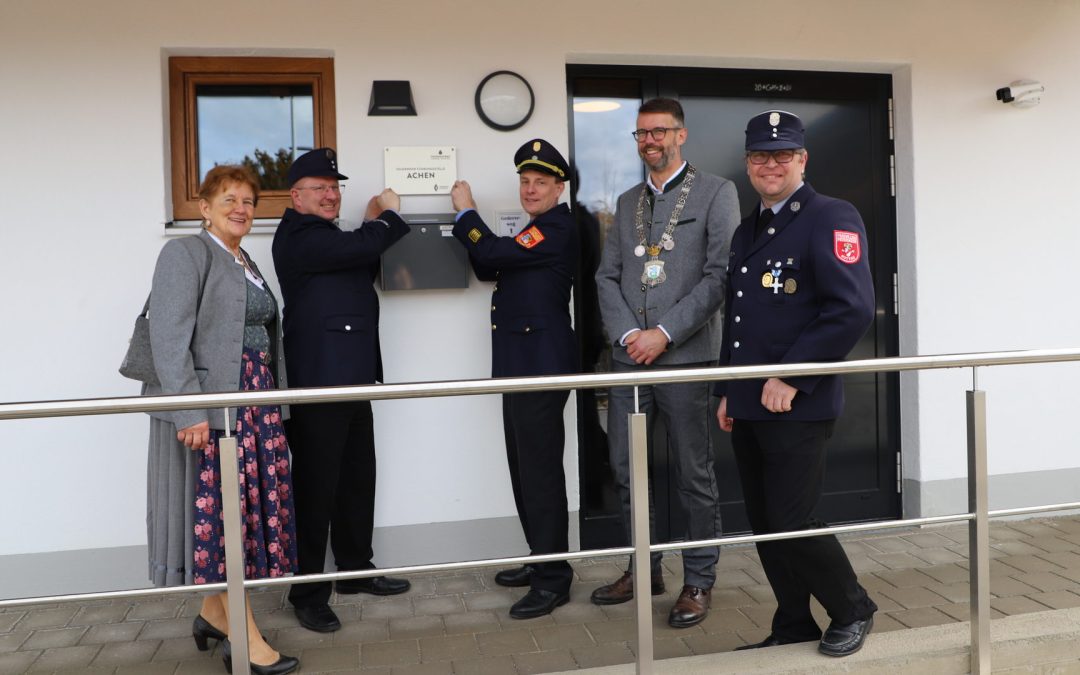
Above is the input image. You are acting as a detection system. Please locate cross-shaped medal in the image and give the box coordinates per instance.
[770,270,783,294]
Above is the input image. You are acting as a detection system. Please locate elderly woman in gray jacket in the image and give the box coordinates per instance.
[146,165,298,675]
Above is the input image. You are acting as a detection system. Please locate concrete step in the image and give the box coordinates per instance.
[567,606,1080,674]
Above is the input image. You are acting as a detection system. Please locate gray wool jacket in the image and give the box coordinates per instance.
[143,230,286,431]
[596,167,740,366]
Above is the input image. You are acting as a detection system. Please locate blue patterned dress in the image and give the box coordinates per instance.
[191,281,298,583]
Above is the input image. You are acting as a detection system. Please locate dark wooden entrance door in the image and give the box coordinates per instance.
[568,65,900,548]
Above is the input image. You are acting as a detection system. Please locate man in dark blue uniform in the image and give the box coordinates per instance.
[450,139,579,619]
[273,148,412,633]
[715,111,878,657]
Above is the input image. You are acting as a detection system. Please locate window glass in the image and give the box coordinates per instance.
[196,84,314,191]
[571,97,642,227]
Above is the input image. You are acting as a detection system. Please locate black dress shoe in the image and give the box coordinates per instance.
[735,634,812,650]
[192,614,228,651]
[336,575,411,596]
[508,589,570,619]
[294,604,341,633]
[494,564,534,587]
[819,616,874,657]
[222,638,299,675]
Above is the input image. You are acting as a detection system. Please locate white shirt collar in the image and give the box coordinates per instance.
[204,229,264,288]
[646,161,688,195]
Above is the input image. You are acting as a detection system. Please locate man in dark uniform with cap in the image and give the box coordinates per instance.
[273,148,412,633]
[449,139,579,619]
[715,111,878,656]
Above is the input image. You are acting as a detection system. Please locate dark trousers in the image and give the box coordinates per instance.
[502,390,573,594]
[286,401,377,609]
[732,419,877,642]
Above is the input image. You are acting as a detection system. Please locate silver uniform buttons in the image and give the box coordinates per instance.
[740,266,747,273]
[734,341,741,348]
[737,290,744,297]
[767,227,776,235]
[344,325,352,331]
[734,316,741,323]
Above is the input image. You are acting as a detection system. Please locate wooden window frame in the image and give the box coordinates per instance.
[168,56,336,221]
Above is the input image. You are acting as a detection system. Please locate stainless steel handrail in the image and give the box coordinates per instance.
[4,347,1080,673]
[3,347,1080,420]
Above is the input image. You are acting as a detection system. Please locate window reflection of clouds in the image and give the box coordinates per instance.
[197,95,314,179]
[572,98,642,216]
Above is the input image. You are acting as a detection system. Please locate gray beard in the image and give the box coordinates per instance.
[642,147,676,174]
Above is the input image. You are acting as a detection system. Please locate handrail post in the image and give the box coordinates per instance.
[219,408,251,675]
[628,386,653,674]
[967,389,990,673]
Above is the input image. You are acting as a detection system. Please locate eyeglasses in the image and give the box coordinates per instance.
[631,127,682,142]
[746,150,804,165]
[295,184,344,195]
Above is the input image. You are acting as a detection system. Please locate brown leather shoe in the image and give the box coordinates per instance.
[590,571,665,606]
[668,585,711,627]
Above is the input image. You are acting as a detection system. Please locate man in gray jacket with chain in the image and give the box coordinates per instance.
[593,97,739,627]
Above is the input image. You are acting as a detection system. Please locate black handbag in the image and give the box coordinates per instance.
[119,236,213,385]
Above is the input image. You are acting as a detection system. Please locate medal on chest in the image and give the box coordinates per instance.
[641,260,667,286]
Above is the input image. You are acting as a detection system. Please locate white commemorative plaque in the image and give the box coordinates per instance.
[384,146,456,195]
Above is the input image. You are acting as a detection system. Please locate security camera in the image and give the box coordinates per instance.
[995,80,1044,108]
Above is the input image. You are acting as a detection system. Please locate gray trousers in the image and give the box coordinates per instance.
[607,360,722,588]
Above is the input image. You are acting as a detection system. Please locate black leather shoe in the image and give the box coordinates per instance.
[494,565,534,587]
[222,638,299,675]
[735,634,813,650]
[293,604,341,633]
[508,589,570,619]
[819,616,874,657]
[336,575,411,596]
[192,614,227,651]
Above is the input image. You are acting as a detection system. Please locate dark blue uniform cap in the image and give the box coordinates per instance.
[745,110,805,151]
[287,147,349,186]
[514,139,569,181]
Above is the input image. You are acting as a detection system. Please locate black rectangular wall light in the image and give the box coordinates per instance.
[369,80,417,116]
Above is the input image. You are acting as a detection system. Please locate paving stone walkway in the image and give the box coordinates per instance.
[3,516,1080,673]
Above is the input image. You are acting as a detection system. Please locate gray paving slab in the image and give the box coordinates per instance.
[9,515,1080,672]
[298,643,360,671]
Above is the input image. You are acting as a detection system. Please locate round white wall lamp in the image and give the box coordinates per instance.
[475,71,535,131]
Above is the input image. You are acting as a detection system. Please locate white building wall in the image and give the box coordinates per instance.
[2,0,1079,556]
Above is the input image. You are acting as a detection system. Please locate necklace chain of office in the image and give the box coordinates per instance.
[634,164,695,287]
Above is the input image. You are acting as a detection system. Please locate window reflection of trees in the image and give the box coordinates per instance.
[238,148,294,191]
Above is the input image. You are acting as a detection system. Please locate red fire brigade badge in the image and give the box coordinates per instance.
[833,230,861,264]
[515,225,545,249]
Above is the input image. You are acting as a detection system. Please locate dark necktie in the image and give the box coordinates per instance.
[754,208,775,240]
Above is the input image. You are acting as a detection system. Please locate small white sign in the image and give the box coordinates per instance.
[384,146,456,195]
[496,210,528,238]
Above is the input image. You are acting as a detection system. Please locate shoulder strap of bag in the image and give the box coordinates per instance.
[140,234,215,319]
[195,235,213,313]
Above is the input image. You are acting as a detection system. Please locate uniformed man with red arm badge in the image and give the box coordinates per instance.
[450,139,579,619]
[716,110,878,657]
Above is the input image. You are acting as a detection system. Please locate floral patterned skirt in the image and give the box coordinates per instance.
[191,348,298,584]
